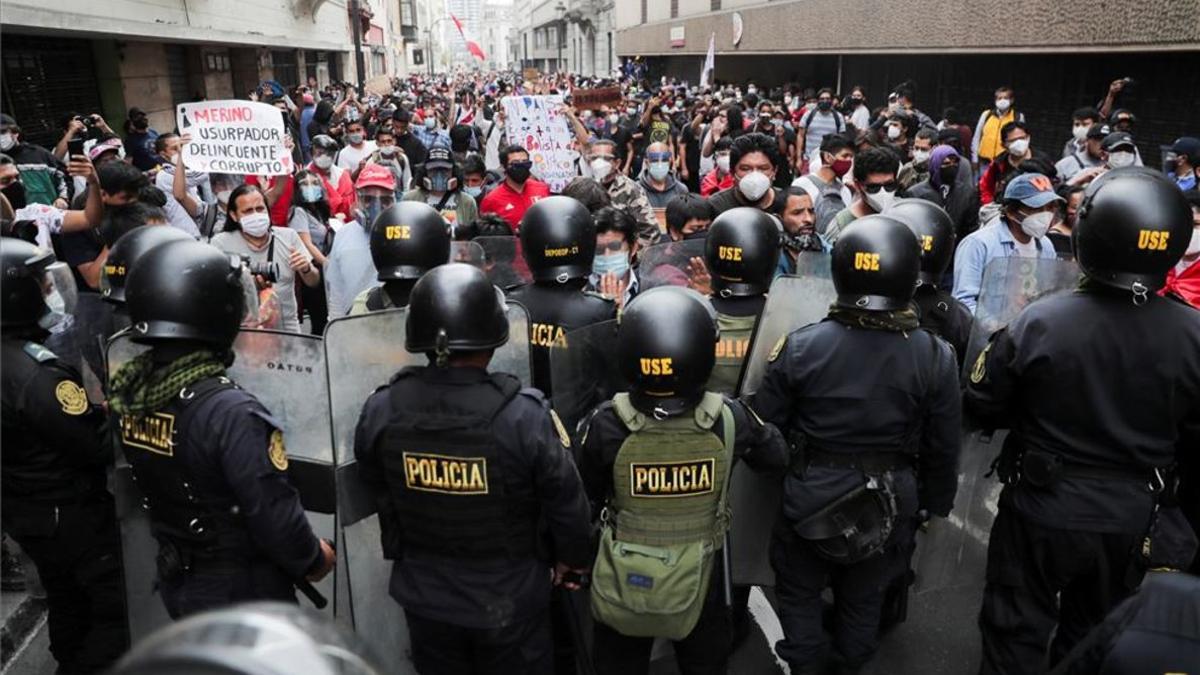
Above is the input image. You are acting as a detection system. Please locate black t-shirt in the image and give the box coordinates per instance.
[680,123,702,172]
[56,230,105,294]
[706,185,788,216]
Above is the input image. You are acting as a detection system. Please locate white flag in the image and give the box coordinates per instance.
[699,32,716,88]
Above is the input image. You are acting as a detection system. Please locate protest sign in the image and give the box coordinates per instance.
[177,100,293,176]
[363,75,392,97]
[501,95,579,193]
[522,68,540,82]
[572,86,623,110]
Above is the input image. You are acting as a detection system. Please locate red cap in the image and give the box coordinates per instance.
[356,163,396,191]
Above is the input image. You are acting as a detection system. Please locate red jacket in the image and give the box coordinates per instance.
[479,179,550,232]
[700,169,733,197]
[1160,259,1200,309]
[248,163,355,225]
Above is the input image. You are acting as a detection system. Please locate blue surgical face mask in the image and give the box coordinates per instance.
[463,185,483,198]
[300,184,324,203]
[593,251,630,278]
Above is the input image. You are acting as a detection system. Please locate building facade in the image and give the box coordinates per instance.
[510,0,616,78]
[1,0,359,146]
[612,0,1200,163]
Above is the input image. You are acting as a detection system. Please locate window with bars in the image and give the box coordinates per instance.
[641,0,647,23]
[671,0,678,18]
[711,0,721,10]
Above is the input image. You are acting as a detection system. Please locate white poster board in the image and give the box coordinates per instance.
[177,100,294,176]
[500,95,579,193]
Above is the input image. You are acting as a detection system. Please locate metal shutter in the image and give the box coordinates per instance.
[1,34,103,148]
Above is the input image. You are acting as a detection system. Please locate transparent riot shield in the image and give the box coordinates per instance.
[107,329,337,644]
[547,320,625,435]
[449,240,485,268]
[636,239,707,292]
[961,257,1081,381]
[324,303,532,674]
[731,270,836,587]
[474,235,531,290]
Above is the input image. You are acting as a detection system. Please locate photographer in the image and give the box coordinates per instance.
[211,184,318,333]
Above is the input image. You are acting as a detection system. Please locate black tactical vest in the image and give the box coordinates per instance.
[119,377,245,548]
[506,283,614,396]
[381,367,539,559]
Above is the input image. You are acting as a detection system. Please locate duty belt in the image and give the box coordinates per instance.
[806,449,914,473]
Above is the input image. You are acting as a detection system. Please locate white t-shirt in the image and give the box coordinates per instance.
[1012,236,1039,257]
[14,204,64,251]
[336,141,377,172]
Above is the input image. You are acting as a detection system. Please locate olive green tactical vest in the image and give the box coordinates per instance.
[609,392,734,548]
[708,312,758,395]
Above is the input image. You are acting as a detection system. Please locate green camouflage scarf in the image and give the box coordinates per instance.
[109,350,226,415]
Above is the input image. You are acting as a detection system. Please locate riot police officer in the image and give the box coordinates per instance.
[349,201,450,314]
[967,167,1200,674]
[703,207,780,394]
[576,286,788,675]
[352,263,592,675]
[885,198,972,363]
[507,195,615,397]
[101,224,193,326]
[0,237,128,673]
[752,215,961,675]
[108,239,335,619]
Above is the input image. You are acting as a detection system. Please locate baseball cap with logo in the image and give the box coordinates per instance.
[1003,173,1064,208]
[425,146,454,170]
[355,163,396,191]
[1101,131,1136,153]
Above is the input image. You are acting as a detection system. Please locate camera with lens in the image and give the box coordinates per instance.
[241,257,279,283]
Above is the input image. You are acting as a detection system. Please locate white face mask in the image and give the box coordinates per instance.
[648,161,670,181]
[864,187,896,213]
[314,155,333,170]
[1107,151,1136,168]
[45,289,66,315]
[1188,229,1200,257]
[0,133,14,152]
[239,212,271,237]
[590,157,613,181]
[1007,138,1030,157]
[738,171,771,201]
[1073,124,1091,142]
[886,125,902,140]
[1018,211,1054,239]
[912,149,931,166]
[215,189,232,205]
[995,98,1012,113]
[716,155,730,173]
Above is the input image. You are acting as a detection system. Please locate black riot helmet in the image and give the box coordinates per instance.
[1074,166,1193,301]
[369,202,450,281]
[884,199,955,287]
[126,240,245,347]
[1,237,72,331]
[618,286,719,417]
[406,263,508,361]
[110,602,385,675]
[519,196,596,283]
[101,226,193,304]
[704,207,780,297]
[830,215,921,311]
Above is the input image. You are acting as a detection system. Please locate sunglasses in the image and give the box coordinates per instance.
[862,181,898,194]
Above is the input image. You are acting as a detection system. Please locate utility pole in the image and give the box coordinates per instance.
[349,0,366,88]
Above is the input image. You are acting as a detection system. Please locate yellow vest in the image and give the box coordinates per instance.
[978,109,1017,163]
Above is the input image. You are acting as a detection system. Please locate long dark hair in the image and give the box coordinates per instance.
[290,169,332,223]
[222,183,267,233]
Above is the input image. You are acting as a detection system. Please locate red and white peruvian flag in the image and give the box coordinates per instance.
[451,14,486,62]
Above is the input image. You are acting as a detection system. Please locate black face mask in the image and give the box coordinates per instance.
[2,182,26,211]
[132,118,149,131]
[818,100,832,111]
[783,231,823,253]
[938,164,958,186]
[507,162,532,184]
[683,229,708,241]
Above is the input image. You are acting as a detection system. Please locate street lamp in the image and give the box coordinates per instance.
[554,2,566,74]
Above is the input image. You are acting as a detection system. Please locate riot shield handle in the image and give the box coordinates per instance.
[297,579,328,609]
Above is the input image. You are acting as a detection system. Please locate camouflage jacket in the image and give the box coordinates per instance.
[605,173,662,247]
